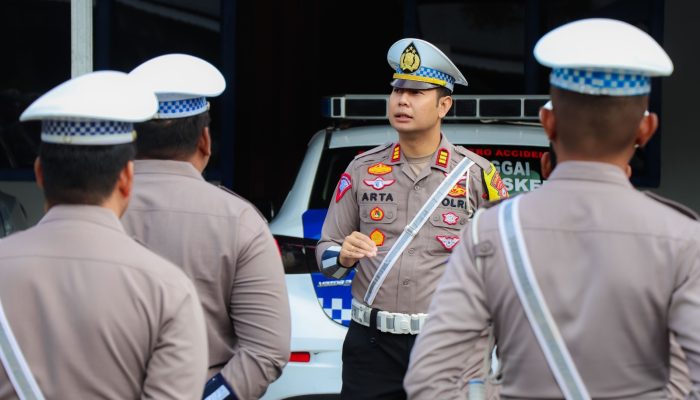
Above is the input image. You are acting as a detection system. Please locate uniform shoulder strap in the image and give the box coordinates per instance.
[453,145,493,171]
[353,142,393,161]
[217,185,268,223]
[643,191,699,221]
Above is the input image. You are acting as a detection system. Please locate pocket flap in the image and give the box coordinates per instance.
[359,204,398,224]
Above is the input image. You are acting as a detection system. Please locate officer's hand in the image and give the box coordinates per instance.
[338,231,377,267]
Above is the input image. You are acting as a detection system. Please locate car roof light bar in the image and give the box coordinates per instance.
[321,94,550,121]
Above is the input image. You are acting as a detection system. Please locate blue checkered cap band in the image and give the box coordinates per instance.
[550,68,651,96]
[41,119,135,145]
[395,66,456,91]
[156,96,209,119]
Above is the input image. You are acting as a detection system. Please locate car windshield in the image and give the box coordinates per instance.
[309,143,546,209]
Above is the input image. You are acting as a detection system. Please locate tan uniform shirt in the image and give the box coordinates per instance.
[0,205,207,400]
[405,161,700,399]
[122,160,291,400]
[316,135,508,314]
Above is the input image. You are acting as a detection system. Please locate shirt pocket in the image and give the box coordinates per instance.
[359,204,398,225]
[426,207,468,255]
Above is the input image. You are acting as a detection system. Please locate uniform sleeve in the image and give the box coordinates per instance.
[315,163,359,279]
[220,208,292,400]
[142,279,208,400]
[404,225,492,399]
[668,234,700,396]
[481,162,509,202]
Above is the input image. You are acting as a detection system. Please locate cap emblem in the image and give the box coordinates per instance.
[399,43,421,73]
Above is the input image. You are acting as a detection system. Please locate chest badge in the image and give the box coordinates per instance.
[363,176,396,190]
[370,207,385,221]
[370,229,385,246]
[442,212,459,225]
[368,163,392,176]
[436,235,460,250]
[448,184,467,197]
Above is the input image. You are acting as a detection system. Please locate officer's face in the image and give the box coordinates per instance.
[389,87,444,135]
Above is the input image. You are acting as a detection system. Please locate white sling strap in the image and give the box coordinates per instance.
[364,157,475,305]
[0,297,45,400]
[498,196,590,400]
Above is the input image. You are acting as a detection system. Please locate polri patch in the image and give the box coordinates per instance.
[370,207,385,221]
[370,229,385,246]
[336,173,352,202]
[363,176,396,190]
[436,235,460,250]
[368,163,392,176]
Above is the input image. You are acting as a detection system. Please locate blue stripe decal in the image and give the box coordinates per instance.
[302,209,328,240]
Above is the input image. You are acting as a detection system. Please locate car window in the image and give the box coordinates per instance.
[310,143,546,209]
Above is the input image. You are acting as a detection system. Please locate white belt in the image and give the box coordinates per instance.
[351,298,427,335]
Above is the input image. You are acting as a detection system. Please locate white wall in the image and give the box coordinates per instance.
[657,1,700,211]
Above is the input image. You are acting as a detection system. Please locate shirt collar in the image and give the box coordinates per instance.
[39,204,126,233]
[133,159,204,181]
[548,161,634,188]
[386,134,455,173]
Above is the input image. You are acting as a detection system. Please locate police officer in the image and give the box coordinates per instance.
[0,71,208,399]
[316,38,508,399]
[122,54,291,400]
[405,18,700,399]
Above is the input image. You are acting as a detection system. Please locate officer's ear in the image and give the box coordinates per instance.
[635,111,658,148]
[34,157,44,189]
[539,107,557,142]
[198,126,212,157]
[437,94,452,119]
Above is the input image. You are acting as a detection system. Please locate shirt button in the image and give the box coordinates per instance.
[408,248,415,255]
[432,215,439,221]
[387,212,394,218]
[414,185,421,191]
[402,279,410,286]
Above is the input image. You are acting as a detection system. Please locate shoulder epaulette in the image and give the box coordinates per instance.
[353,142,393,161]
[643,191,699,221]
[217,185,268,223]
[453,145,492,171]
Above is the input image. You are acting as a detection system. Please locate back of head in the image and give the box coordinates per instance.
[128,54,225,160]
[551,88,647,158]
[20,71,158,206]
[134,112,211,160]
[534,18,672,158]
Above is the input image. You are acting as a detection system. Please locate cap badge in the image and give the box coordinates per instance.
[399,43,421,73]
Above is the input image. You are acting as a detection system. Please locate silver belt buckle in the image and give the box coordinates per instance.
[391,313,412,334]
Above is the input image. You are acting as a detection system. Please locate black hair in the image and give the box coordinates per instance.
[39,142,135,205]
[134,111,211,160]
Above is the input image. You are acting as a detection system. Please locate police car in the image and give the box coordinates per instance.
[262,94,549,399]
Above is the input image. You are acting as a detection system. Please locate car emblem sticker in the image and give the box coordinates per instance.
[448,184,466,197]
[370,229,385,246]
[368,163,392,176]
[442,212,459,225]
[436,235,460,250]
[335,173,352,202]
[363,176,396,190]
[370,207,384,221]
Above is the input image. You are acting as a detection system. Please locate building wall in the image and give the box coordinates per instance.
[658,1,700,211]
